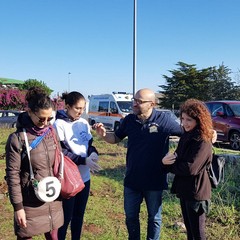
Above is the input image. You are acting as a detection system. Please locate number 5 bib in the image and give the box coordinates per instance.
[22,128,61,203]
[34,176,61,202]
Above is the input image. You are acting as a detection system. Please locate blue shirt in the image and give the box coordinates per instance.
[115,108,183,191]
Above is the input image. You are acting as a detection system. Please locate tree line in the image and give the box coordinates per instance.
[1,62,240,111]
[0,79,64,110]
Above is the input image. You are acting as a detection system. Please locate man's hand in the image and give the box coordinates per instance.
[92,123,106,137]
[92,122,120,144]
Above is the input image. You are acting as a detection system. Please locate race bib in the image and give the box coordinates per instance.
[33,176,61,202]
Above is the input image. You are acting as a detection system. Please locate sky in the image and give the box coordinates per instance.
[1,0,240,99]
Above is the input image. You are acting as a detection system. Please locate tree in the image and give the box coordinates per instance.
[209,64,240,100]
[19,79,53,96]
[159,62,240,110]
[159,62,212,109]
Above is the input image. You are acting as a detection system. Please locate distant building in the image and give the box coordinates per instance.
[0,77,24,89]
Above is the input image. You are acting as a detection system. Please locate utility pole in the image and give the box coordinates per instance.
[133,0,137,96]
[68,72,71,92]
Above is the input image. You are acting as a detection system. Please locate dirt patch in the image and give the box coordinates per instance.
[0,181,8,195]
[0,152,6,159]
[83,223,103,235]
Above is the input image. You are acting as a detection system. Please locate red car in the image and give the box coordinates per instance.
[205,100,240,150]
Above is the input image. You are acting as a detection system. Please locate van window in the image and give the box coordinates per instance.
[98,101,109,112]
[117,101,132,113]
[110,102,118,114]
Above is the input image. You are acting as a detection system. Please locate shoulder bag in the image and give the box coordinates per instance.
[207,150,225,189]
[51,128,85,199]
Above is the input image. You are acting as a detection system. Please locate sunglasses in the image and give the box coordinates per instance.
[33,112,54,123]
[132,98,153,105]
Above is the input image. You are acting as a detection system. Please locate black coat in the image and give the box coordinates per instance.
[170,128,212,201]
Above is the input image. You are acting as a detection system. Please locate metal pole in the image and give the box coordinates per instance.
[133,0,137,95]
[68,72,71,92]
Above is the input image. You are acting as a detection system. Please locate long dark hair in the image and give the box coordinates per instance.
[61,91,85,107]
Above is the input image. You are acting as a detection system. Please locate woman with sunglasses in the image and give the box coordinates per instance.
[5,87,63,240]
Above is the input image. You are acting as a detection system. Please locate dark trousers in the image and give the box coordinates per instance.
[58,180,90,240]
[180,198,206,240]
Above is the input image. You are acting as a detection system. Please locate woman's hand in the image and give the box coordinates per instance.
[89,152,99,162]
[86,152,102,173]
[212,129,217,143]
[162,152,177,165]
[14,209,27,228]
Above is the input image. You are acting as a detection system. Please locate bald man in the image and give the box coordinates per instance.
[94,88,183,240]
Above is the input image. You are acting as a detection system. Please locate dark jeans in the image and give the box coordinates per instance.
[124,186,163,240]
[58,180,90,240]
[180,198,206,240]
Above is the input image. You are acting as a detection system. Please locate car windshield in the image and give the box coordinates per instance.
[117,101,132,113]
[228,103,240,117]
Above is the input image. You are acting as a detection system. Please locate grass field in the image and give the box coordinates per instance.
[0,128,240,239]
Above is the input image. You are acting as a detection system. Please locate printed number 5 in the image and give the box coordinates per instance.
[46,181,56,197]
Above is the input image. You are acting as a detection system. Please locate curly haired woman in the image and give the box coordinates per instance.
[162,98,213,240]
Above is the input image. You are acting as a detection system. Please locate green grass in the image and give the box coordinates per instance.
[0,129,240,239]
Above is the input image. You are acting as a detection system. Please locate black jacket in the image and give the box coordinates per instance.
[170,128,212,201]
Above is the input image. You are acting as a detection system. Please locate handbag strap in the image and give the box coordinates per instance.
[50,127,64,179]
[23,127,51,181]
[59,152,64,180]
[23,128,35,181]
[28,128,50,151]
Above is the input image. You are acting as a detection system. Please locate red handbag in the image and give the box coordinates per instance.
[51,128,85,199]
[54,152,85,199]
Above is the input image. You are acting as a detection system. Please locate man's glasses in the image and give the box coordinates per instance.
[33,112,54,123]
[132,98,153,105]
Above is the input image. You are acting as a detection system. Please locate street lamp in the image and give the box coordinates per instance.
[133,0,137,95]
[68,72,71,92]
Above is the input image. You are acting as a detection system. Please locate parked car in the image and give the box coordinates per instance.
[155,108,180,124]
[205,100,240,150]
[0,110,21,128]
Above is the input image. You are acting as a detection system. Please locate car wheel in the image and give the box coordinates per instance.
[229,131,240,150]
[90,119,96,126]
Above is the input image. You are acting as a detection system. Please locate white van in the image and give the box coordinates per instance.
[88,92,133,131]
